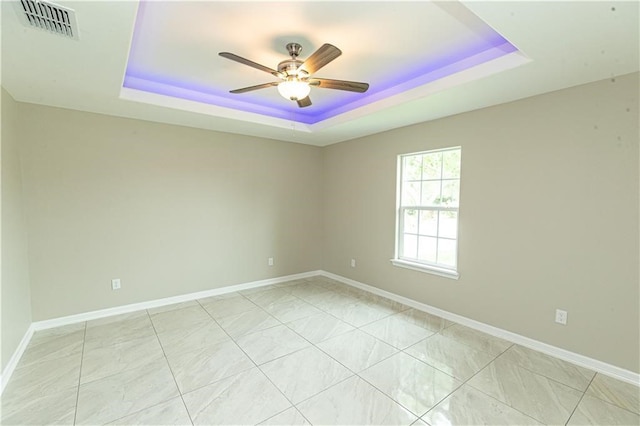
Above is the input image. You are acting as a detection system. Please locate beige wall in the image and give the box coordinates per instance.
[18,104,323,320]
[323,73,640,373]
[5,73,638,374]
[1,89,33,371]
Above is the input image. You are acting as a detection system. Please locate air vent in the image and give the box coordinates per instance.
[16,0,79,40]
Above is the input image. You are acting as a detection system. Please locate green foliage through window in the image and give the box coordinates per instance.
[397,147,461,270]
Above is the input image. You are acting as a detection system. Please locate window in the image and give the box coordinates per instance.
[393,147,461,279]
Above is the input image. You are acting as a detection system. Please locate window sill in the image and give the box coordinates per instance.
[390,259,459,280]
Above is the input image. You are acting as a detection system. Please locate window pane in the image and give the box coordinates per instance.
[402,182,420,206]
[417,236,437,263]
[419,210,438,236]
[403,155,422,181]
[439,211,458,239]
[440,180,459,207]
[422,152,442,180]
[421,181,441,206]
[403,234,418,258]
[437,239,457,267]
[397,147,461,273]
[443,149,461,178]
[403,209,418,234]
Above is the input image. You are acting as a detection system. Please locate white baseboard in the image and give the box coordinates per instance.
[3,268,637,397]
[1,324,35,394]
[33,270,321,331]
[1,270,320,395]
[321,270,640,387]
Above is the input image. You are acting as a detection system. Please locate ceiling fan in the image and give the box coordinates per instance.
[219,43,369,108]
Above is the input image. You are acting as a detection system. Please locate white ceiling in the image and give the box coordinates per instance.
[122,1,525,126]
[2,1,638,146]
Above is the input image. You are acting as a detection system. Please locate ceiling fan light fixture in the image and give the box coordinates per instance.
[220,43,367,108]
[277,78,310,101]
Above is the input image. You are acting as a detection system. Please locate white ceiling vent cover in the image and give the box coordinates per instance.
[16,0,79,40]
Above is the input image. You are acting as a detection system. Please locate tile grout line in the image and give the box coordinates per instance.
[158,298,273,398]
[266,297,370,388]
[414,338,510,421]
[281,284,403,374]
[354,306,591,423]
[294,284,406,331]
[220,282,378,421]
[190,279,596,424]
[276,282,420,418]
[88,313,199,424]
[354,340,462,419]
[417,343,546,425]
[565,373,597,426]
[252,290,319,425]
[290,374,358,413]
[354,363,430,422]
[66,334,162,388]
[576,388,640,417]
[9,277,626,425]
[432,325,513,357]
[195,297,306,424]
[131,283,572,424]
[291,281,446,422]
[72,321,88,425]
[399,334,464,379]
[145,309,195,426]
[259,404,313,425]
[495,346,595,393]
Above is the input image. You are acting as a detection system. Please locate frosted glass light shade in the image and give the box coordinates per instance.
[277,79,311,100]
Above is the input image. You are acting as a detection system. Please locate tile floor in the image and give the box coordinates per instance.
[2,276,639,425]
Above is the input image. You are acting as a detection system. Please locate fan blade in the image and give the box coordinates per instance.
[309,78,369,93]
[297,96,312,108]
[219,52,282,77]
[230,82,279,94]
[298,44,342,75]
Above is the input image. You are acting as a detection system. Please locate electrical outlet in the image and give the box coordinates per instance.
[555,309,568,325]
[350,259,356,268]
[268,257,274,266]
[111,279,121,290]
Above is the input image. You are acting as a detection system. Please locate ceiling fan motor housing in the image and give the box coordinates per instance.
[220,42,368,108]
[278,59,306,77]
[278,43,308,77]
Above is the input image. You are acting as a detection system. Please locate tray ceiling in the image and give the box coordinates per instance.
[1,1,638,146]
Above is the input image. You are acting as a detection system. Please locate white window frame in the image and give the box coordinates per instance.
[392,147,461,279]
